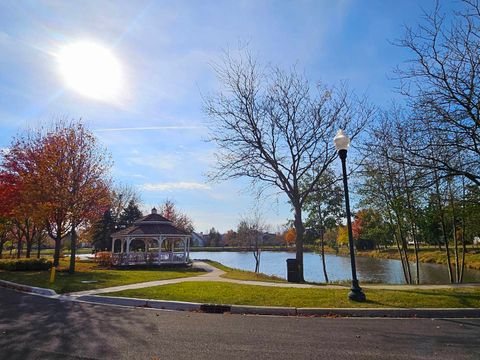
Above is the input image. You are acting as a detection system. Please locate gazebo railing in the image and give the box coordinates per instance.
[111,252,187,266]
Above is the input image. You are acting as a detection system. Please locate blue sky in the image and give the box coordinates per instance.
[0,0,446,232]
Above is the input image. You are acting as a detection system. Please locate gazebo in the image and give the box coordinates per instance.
[110,208,191,266]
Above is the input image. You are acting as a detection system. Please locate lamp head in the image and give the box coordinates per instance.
[334,129,350,152]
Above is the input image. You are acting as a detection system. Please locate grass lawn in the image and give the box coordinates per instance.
[204,260,287,283]
[0,259,205,294]
[38,248,93,255]
[106,281,480,308]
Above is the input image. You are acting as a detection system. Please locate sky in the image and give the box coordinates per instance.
[0,0,449,233]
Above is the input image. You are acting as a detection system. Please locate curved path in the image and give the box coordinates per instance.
[67,261,480,298]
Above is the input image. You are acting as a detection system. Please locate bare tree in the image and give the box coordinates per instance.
[205,52,372,281]
[395,0,480,185]
[237,210,268,274]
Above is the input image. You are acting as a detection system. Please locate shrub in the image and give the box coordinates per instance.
[94,251,112,267]
[0,258,53,271]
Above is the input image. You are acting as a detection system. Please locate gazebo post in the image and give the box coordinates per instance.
[111,238,115,253]
[183,236,187,262]
[158,236,163,265]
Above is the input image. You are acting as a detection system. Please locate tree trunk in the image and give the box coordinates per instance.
[434,175,454,283]
[0,237,4,259]
[460,176,467,283]
[53,235,62,267]
[293,205,305,283]
[25,240,32,258]
[448,184,460,283]
[400,154,420,284]
[69,225,77,274]
[254,248,260,273]
[394,211,412,284]
[16,237,22,259]
[320,231,329,283]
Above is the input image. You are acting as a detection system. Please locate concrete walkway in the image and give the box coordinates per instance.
[67,261,480,297]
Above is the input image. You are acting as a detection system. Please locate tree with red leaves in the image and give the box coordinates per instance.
[0,120,111,272]
[159,199,194,233]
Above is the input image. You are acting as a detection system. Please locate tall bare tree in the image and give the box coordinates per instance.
[205,52,372,281]
[395,0,480,185]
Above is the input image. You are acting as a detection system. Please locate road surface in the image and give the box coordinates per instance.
[0,287,479,359]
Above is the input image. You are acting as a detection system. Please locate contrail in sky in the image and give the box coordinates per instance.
[94,125,203,132]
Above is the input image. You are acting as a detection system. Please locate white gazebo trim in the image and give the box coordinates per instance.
[109,209,191,266]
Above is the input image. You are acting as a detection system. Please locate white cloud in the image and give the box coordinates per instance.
[141,182,211,191]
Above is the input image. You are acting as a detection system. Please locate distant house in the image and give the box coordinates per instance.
[191,232,206,247]
[261,232,278,246]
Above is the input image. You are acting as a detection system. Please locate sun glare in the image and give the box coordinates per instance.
[58,41,123,101]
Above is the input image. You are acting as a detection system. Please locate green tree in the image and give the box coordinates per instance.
[301,169,344,282]
[207,227,221,247]
[352,208,392,250]
[91,209,116,251]
[119,200,143,228]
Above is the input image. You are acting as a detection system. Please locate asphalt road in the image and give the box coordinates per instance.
[0,288,479,360]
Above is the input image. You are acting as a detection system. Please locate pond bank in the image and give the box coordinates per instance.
[338,247,480,271]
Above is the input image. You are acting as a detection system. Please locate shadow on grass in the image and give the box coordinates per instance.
[0,265,206,294]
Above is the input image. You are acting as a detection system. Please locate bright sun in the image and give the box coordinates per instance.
[58,41,123,101]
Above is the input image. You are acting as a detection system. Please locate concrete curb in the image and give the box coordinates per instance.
[76,294,480,318]
[148,299,201,311]
[0,279,57,297]
[77,295,203,312]
[77,295,148,307]
[231,305,297,316]
[296,307,480,318]
[1,279,479,318]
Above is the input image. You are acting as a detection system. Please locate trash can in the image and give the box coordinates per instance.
[286,258,298,283]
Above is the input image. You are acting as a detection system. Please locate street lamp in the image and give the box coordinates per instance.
[334,129,366,302]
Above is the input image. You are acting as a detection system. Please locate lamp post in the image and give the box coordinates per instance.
[334,129,366,302]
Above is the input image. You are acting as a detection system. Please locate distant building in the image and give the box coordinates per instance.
[191,232,206,247]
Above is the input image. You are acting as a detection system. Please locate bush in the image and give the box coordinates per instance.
[94,251,112,267]
[0,258,53,271]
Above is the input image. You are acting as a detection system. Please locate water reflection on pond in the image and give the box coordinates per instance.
[192,251,480,284]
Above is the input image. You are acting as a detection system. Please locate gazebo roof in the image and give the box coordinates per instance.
[111,208,189,238]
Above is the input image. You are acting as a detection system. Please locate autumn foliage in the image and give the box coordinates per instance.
[284,228,296,246]
[0,120,111,272]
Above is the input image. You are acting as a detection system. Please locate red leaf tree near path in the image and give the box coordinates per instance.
[0,121,111,272]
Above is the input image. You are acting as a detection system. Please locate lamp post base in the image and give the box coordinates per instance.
[348,280,366,302]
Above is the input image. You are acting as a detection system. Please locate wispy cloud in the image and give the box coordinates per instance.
[141,182,211,191]
[94,125,203,132]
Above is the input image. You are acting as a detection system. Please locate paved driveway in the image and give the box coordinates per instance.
[0,287,479,360]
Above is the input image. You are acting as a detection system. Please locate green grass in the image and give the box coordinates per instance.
[204,260,287,283]
[40,248,93,255]
[106,281,480,308]
[0,259,204,294]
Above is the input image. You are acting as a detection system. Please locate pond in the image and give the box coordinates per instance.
[192,251,480,284]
